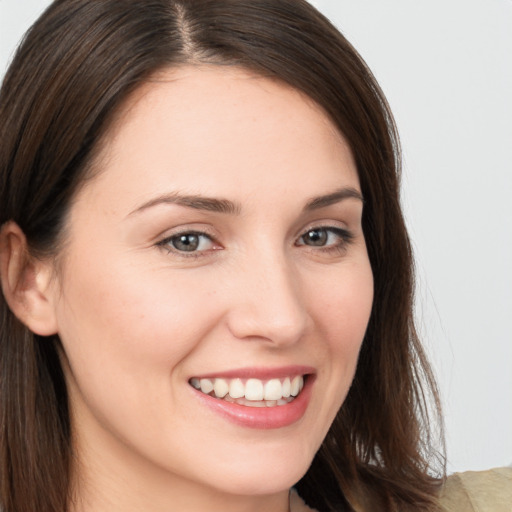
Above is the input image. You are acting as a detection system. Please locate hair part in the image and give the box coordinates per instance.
[0,1,445,511]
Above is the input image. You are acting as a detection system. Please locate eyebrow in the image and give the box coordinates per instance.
[304,187,364,210]
[129,192,241,216]
[128,186,363,217]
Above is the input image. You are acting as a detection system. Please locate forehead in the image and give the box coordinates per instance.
[82,65,359,212]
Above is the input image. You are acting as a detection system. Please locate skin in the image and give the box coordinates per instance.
[9,66,374,511]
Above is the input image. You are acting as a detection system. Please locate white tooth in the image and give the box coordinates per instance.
[213,378,229,398]
[264,379,283,400]
[245,379,264,400]
[244,400,266,408]
[282,377,291,398]
[299,376,304,392]
[190,378,201,389]
[277,399,288,406]
[290,376,302,397]
[229,378,245,399]
[265,400,277,407]
[200,378,214,394]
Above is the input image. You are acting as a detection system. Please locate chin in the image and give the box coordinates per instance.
[197,444,314,496]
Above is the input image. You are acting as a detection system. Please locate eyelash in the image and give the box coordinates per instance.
[156,226,354,259]
[295,226,354,255]
[156,230,218,259]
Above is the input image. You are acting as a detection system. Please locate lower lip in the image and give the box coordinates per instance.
[191,376,314,429]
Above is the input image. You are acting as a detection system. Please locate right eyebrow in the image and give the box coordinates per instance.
[127,192,242,217]
[303,187,364,211]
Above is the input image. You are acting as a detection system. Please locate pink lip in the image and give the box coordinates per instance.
[191,365,315,380]
[190,368,316,430]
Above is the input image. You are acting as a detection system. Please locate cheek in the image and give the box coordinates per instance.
[54,255,226,455]
[310,259,373,400]
[54,254,218,394]
[315,259,373,352]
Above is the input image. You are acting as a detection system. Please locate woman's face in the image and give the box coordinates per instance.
[50,66,373,502]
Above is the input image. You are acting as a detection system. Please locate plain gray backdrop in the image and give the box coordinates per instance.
[1,0,511,474]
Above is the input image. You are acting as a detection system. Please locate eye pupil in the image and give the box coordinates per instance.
[173,234,199,252]
[304,229,327,246]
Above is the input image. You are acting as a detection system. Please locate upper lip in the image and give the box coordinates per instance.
[190,365,315,381]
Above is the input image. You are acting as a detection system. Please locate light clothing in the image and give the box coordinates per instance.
[290,467,512,512]
[439,467,512,512]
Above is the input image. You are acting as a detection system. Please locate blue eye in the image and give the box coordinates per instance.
[160,232,215,253]
[297,227,353,248]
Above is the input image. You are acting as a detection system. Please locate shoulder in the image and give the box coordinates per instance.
[439,467,512,512]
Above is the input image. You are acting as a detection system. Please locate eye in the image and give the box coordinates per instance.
[296,226,353,249]
[158,231,216,253]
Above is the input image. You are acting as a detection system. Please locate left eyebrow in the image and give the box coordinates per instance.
[128,192,241,216]
[304,187,364,211]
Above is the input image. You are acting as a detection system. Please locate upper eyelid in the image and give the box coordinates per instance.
[297,225,353,240]
[297,221,351,237]
[159,231,217,246]
[157,225,218,242]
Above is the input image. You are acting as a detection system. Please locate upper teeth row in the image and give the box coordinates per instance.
[190,376,304,401]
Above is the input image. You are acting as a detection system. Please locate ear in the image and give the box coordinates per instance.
[0,221,59,336]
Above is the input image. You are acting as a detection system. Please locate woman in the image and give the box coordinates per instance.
[0,1,445,511]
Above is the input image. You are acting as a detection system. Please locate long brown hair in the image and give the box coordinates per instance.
[0,1,445,511]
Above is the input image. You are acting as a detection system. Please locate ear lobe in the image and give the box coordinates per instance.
[0,221,59,336]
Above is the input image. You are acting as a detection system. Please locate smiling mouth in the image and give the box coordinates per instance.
[189,375,306,408]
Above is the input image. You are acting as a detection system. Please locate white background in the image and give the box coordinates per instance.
[1,0,511,474]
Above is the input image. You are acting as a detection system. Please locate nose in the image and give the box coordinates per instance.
[224,249,309,347]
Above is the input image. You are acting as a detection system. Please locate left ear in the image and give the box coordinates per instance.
[0,221,59,336]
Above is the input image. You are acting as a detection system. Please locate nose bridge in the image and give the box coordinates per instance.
[226,244,308,345]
